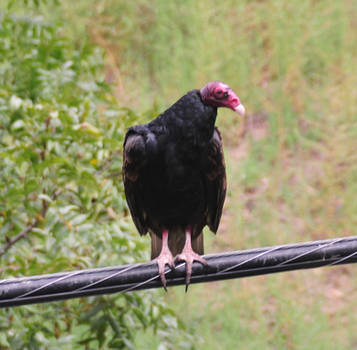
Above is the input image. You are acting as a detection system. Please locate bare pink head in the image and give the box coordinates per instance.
[200,81,245,116]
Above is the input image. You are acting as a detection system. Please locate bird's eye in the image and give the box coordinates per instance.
[216,90,222,95]
[223,92,228,98]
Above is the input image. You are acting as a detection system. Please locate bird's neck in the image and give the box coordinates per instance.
[169,90,218,143]
[191,91,218,144]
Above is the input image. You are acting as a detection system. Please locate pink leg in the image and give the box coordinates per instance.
[175,227,207,291]
[154,229,174,291]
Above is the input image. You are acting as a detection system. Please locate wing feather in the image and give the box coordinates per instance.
[123,131,148,236]
[205,127,227,233]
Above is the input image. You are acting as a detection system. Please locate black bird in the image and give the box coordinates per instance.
[123,81,245,290]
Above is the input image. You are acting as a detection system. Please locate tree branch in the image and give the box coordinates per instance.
[0,190,61,258]
[0,223,37,258]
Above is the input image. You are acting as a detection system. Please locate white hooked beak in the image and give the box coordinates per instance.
[234,104,246,116]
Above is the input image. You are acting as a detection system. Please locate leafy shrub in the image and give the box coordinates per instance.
[0,7,193,350]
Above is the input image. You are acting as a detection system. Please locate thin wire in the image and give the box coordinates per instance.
[12,258,185,300]
[277,238,344,266]
[116,262,186,294]
[202,236,357,258]
[14,270,84,299]
[18,263,141,299]
[328,250,357,266]
[75,263,142,292]
[13,263,143,299]
[220,245,283,273]
[0,262,188,305]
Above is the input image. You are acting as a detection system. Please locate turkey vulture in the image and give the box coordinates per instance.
[123,81,245,290]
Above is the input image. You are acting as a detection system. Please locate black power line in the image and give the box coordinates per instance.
[1,236,357,308]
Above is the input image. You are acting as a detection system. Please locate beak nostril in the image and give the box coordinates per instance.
[230,98,239,106]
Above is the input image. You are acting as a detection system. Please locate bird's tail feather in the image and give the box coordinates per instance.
[150,229,204,260]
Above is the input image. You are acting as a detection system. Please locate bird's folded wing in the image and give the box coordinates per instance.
[123,132,148,236]
[205,127,227,233]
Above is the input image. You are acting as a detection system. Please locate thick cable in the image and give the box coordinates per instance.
[1,236,357,308]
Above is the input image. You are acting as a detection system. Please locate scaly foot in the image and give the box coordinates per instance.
[175,249,207,292]
[154,249,175,291]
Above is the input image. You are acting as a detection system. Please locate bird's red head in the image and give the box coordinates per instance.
[200,81,245,116]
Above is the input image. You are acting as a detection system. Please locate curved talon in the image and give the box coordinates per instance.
[154,254,175,291]
[154,229,174,291]
[176,251,207,292]
[175,227,208,291]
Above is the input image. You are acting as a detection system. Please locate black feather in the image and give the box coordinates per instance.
[123,89,226,255]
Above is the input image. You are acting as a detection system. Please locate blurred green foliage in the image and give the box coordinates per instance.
[0,5,194,350]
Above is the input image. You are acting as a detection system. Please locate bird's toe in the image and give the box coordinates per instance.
[154,252,175,291]
[176,250,207,291]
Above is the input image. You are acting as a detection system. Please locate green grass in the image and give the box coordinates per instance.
[3,0,357,348]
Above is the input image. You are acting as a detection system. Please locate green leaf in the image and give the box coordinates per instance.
[38,194,53,203]
[0,332,10,347]
[79,302,106,321]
